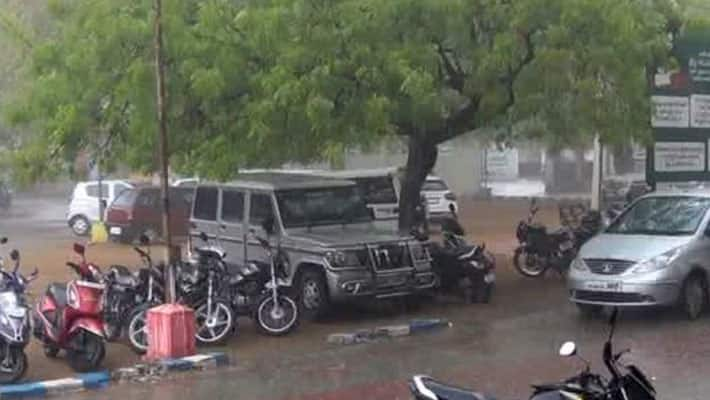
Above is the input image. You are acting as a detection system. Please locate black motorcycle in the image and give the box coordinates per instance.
[428,205,495,303]
[100,235,165,354]
[0,240,38,383]
[410,308,656,400]
[513,199,601,278]
[182,225,298,344]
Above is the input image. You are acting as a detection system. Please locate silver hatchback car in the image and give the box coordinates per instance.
[568,191,710,319]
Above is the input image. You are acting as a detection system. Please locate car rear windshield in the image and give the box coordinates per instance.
[110,188,138,208]
[422,179,448,191]
[607,196,710,236]
[276,186,372,228]
[352,176,397,204]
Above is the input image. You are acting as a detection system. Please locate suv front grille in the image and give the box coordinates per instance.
[368,243,411,270]
[584,259,634,275]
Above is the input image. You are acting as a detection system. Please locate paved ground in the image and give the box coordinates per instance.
[4,194,710,399]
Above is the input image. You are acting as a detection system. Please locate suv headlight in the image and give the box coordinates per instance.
[631,247,684,274]
[570,257,588,272]
[325,250,361,267]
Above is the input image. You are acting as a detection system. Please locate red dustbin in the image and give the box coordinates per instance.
[145,303,196,361]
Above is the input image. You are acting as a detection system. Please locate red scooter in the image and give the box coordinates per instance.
[33,243,106,372]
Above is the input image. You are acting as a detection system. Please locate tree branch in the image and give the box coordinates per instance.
[436,43,465,92]
[499,29,536,112]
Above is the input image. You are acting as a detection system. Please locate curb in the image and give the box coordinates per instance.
[0,371,110,399]
[0,353,229,399]
[327,319,452,345]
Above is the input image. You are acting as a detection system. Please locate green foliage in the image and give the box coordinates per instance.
[4,0,683,183]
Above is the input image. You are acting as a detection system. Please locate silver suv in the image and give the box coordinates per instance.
[188,173,435,319]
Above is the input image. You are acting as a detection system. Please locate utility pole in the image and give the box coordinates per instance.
[591,135,603,211]
[154,0,175,302]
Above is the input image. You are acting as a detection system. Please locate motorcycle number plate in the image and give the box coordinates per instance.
[585,281,622,292]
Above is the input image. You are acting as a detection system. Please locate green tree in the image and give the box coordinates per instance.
[6,0,683,230]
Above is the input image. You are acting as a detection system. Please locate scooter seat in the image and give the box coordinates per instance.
[47,283,68,309]
[411,376,495,400]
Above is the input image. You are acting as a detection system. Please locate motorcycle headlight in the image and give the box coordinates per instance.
[570,257,589,272]
[631,247,684,274]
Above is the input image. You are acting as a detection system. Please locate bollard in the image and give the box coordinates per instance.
[145,303,196,361]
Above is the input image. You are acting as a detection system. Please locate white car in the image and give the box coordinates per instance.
[67,180,134,236]
[421,176,458,220]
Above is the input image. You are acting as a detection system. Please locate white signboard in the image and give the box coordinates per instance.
[689,51,710,83]
[651,96,689,128]
[486,147,519,180]
[691,94,710,128]
[654,142,705,172]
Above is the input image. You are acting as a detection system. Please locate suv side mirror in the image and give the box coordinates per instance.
[199,232,209,242]
[139,234,151,245]
[73,243,85,256]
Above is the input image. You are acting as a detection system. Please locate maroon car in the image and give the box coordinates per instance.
[106,186,194,243]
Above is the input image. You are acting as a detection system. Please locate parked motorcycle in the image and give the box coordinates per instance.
[513,199,601,278]
[428,205,495,303]
[0,241,37,383]
[182,222,298,344]
[101,235,165,354]
[410,308,656,400]
[33,243,107,372]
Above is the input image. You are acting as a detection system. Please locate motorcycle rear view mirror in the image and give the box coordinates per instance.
[0,237,7,244]
[9,249,19,262]
[73,243,86,256]
[139,234,151,246]
[559,341,577,357]
[448,203,456,214]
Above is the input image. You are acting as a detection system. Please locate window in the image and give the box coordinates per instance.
[607,196,710,236]
[114,183,132,197]
[276,186,371,228]
[221,190,245,223]
[85,184,109,198]
[193,187,219,221]
[111,189,137,208]
[353,177,397,204]
[249,193,274,226]
[421,179,448,191]
[137,190,159,208]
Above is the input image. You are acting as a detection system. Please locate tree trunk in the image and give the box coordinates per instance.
[398,135,438,233]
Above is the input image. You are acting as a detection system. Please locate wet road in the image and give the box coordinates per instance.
[5,196,710,399]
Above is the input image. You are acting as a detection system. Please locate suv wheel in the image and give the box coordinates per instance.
[681,273,707,320]
[299,269,330,321]
[70,216,90,236]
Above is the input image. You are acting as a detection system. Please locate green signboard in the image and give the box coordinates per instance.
[647,34,710,186]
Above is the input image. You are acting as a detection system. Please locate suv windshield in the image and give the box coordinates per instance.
[276,186,372,228]
[422,179,448,191]
[607,196,710,236]
[352,176,397,204]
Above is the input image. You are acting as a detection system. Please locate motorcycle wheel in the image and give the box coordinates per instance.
[126,306,150,355]
[67,331,105,372]
[195,300,234,345]
[513,247,548,278]
[0,347,27,384]
[255,294,299,336]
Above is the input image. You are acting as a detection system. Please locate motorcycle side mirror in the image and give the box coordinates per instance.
[9,249,19,262]
[261,215,275,236]
[0,237,7,244]
[559,341,577,357]
[139,234,151,246]
[199,232,209,242]
[448,203,456,214]
[73,243,86,256]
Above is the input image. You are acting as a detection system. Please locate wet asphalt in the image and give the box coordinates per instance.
[4,195,710,399]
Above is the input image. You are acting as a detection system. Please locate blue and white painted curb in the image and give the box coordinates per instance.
[0,371,110,398]
[327,319,452,345]
[0,353,229,398]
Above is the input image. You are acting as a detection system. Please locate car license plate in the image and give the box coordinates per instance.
[585,281,622,292]
[484,272,496,284]
[109,226,122,235]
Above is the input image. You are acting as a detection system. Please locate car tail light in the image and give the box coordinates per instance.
[445,192,456,201]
